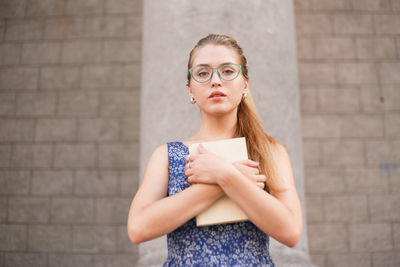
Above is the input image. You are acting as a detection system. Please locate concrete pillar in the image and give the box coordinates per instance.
[139,0,314,266]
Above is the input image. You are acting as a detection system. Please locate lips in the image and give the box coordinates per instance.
[209,91,227,98]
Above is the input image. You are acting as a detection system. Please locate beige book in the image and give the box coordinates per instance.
[188,137,249,227]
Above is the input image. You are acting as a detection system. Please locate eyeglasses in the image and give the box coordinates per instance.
[188,63,244,83]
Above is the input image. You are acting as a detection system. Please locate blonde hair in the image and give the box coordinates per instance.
[187,34,286,193]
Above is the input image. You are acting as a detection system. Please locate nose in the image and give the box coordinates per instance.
[210,69,222,87]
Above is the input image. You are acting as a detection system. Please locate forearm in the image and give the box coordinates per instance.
[128,184,223,244]
[218,168,301,247]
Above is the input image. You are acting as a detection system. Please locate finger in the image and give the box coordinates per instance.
[188,153,198,162]
[256,182,265,189]
[234,159,257,167]
[185,155,190,163]
[241,165,259,175]
[234,159,247,165]
[249,166,260,175]
[232,164,259,178]
[255,174,266,183]
[242,159,260,167]
[187,174,197,184]
[197,144,207,154]
[185,165,193,177]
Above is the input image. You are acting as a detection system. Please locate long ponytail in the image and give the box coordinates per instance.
[234,90,285,193]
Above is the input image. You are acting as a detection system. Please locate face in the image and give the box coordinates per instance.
[187,44,248,116]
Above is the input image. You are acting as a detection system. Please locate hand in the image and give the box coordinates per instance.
[232,159,266,189]
[184,144,235,185]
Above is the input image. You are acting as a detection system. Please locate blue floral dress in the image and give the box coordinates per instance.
[163,141,275,266]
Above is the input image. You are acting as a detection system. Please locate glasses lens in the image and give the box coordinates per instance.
[192,66,212,83]
[218,64,240,81]
[190,64,242,83]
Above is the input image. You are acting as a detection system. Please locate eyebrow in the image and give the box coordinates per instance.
[194,62,234,67]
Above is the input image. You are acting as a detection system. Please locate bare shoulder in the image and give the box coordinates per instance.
[145,143,169,173]
[271,141,291,159]
[154,143,168,153]
[130,143,170,216]
[151,143,168,159]
[269,141,295,193]
[135,143,169,202]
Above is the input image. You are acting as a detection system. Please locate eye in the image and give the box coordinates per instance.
[220,66,236,76]
[198,71,210,77]
[222,69,234,75]
[195,68,211,77]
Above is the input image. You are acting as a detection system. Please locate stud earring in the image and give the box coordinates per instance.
[190,96,196,104]
[242,92,248,100]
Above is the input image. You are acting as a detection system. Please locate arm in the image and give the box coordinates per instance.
[127,144,224,244]
[219,143,303,247]
[186,143,302,247]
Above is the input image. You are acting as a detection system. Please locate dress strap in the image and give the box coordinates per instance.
[167,142,188,156]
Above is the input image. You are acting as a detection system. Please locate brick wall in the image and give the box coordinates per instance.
[1,0,400,267]
[295,0,400,266]
[0,0,142,266]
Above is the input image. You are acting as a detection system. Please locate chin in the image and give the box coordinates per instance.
[204,105,237,116]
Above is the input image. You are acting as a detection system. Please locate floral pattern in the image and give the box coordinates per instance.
[163,141,275,266]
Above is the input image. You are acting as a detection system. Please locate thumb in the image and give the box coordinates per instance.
[197,144,207,153]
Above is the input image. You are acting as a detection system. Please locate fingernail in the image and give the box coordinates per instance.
[199,144,204,148]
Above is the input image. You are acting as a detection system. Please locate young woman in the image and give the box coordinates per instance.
[127,34,302,266]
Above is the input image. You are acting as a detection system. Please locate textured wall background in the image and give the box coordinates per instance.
[295,0,400,266]
[0,0,142,266]
[0,0,400,267]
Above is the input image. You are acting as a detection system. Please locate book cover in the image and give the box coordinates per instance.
[188,137,249,226]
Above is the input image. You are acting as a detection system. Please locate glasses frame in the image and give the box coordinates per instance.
[188,63,244,84]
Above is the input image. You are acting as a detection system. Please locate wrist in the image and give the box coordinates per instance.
[217,165,240,188]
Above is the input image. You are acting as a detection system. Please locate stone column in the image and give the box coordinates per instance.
[139,0,314,266]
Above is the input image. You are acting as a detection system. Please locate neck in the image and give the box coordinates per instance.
[194,108,238,142]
